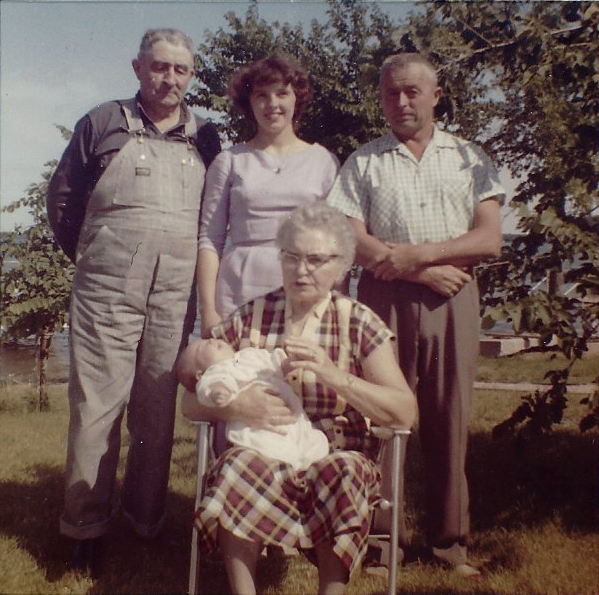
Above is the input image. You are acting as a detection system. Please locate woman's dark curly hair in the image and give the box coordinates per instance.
[228,54,313,127]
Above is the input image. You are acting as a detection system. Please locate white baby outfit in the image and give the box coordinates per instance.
[196,347,329,471]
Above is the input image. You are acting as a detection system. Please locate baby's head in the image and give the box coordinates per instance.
[176,338,235,392]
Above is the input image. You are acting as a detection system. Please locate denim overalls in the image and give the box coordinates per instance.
[61,100,205,539]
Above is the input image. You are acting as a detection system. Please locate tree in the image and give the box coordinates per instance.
[1,131,74,410]
[187,0,598,435]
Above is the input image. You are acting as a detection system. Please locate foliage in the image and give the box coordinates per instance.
[1,130,74,410]
[187,0,599,436]
[579,384,599,432]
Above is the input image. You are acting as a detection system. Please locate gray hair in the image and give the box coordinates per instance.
[379,53,438,88]
[276,202,356,279]
[138,28,194,59]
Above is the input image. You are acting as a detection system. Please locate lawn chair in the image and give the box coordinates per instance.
[186,419,409,595]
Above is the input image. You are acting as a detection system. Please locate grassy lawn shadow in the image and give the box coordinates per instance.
[0,462,194,592]
[2,379,597,594]
[399,426,598,576]
[0,457,291,594]
[1,464,71,581]
[467,429,598,533]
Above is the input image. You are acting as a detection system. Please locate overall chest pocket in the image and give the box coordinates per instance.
[108,138,204,212]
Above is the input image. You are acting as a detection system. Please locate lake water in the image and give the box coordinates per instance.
[0,322,205,384]
[1,332,71,384]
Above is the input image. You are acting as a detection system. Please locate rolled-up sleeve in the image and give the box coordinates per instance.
[471,144,505,206]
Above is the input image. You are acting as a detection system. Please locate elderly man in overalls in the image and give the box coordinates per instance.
[47,28,220,575]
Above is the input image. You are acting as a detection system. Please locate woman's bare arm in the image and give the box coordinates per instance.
[284,337,416,428]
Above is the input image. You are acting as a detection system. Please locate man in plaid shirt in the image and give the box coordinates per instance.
[327,53,504,577]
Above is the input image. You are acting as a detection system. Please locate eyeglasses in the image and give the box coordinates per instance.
[280,250,341,271]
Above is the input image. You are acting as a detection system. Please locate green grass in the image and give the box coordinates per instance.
[1,352,598,594]
[476,350,598,385]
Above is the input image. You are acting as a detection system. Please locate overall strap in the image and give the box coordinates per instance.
[122,98,198,138]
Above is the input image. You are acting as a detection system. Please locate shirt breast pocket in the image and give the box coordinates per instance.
[440,169,475,231]
[442,169,473,203]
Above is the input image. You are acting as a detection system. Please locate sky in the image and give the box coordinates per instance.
[0,0,518,233]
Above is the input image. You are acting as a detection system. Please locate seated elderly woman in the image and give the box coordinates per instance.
[182,202,416,595]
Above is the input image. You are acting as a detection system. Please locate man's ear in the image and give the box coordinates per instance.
[433,86,443,107]
[132,58,141,80]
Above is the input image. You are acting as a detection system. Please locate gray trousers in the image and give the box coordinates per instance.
[60,225,196,539]
[359,271,479,565]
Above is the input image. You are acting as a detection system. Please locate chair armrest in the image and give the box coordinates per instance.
[370,426,411,441]
[186,419,213,428]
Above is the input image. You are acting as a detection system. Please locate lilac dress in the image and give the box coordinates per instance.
[199,143,339,317]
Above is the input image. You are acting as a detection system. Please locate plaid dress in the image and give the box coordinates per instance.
[194,289,394,573]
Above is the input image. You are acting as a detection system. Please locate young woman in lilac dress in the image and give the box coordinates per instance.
[197,55,339,337]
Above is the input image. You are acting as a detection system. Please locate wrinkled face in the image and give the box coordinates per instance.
[249,80,296,135]
[192,338,234,374]
[380,63,441,140]
[280,228,344,308]
[132,40,194,114]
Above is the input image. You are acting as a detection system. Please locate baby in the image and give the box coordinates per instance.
[176,338,329,471]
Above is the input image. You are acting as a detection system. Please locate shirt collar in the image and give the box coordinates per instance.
[428,126,458,149]
[377,124,456,155]
[134,92,189,130]
[375,132,405,154]
[284,291,332,339]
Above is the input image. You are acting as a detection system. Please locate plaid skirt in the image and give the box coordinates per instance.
[194,446,382,573]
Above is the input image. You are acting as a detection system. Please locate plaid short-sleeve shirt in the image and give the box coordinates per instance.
[212,288,393,454]
[327,127,505,244]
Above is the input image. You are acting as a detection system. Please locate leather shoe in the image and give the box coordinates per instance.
[70,538,102,578]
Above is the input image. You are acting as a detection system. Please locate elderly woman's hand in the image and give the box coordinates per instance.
[284,337,345,387]
[232,382,297,435]
[200,309,222,339]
